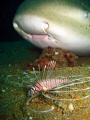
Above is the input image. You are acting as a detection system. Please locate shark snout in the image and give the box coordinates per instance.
[13,15,49,35]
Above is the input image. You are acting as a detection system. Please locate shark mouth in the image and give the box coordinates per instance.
[13,22,58,40]
[21,30,53,41]
[13,21,51,40]
[13,22,60,48]
[32,34,49,39]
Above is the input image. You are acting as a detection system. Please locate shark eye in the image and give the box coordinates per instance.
[84,11,89,19]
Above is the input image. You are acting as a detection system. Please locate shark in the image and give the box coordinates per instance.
[13,0,90,56]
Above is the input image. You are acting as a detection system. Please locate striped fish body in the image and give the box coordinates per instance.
[28,78,68,95]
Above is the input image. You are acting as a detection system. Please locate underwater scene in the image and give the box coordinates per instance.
[1,0,90,120]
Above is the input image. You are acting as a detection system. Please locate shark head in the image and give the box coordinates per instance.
[13,0,90,56]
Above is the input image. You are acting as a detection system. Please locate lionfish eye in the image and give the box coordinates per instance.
[31,87,36,91]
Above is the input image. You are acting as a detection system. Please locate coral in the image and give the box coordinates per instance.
[34,46,78,70]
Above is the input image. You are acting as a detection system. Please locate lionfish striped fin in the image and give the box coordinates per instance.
[28,61,68,95]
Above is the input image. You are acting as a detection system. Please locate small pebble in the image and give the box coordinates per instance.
[23,72,28,75]
[24,118,27,120]
[7,75,12,77]
[27,112,30,115]
[29,116,33,120]
[68,103,74,112]
[55,52,58,55]
[2,90,5,92]
[8,64,11,67]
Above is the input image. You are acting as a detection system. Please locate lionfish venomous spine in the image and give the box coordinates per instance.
[28,61,68,95]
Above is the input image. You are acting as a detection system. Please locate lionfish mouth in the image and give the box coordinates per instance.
[26,61,90,113]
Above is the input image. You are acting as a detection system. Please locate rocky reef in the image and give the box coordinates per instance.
[34,46,78,70]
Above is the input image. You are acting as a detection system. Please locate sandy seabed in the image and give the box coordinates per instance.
[0,41,90,120]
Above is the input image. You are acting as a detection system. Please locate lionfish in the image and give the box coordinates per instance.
[26,60,90,113]
[28,61,68,95]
